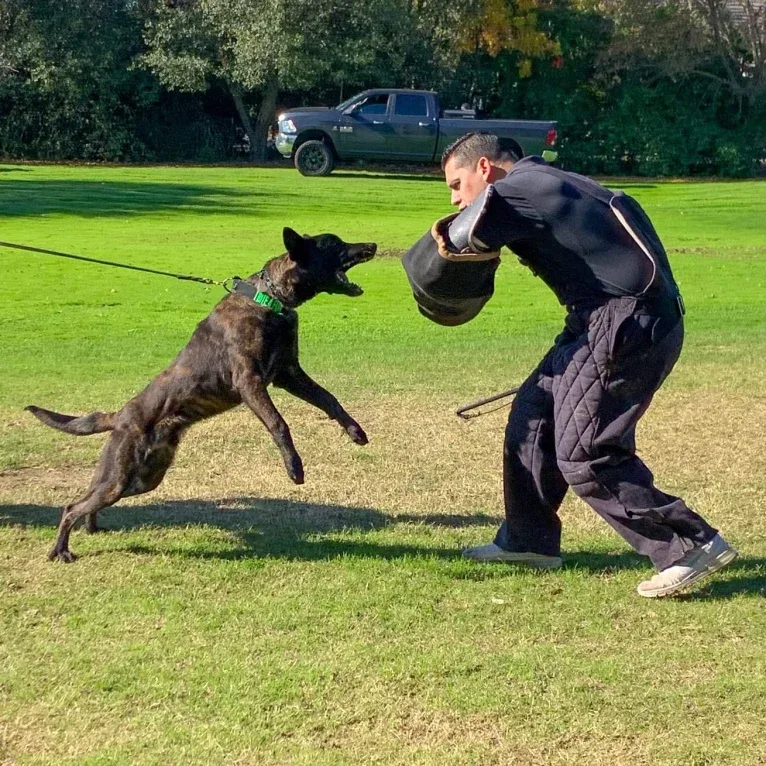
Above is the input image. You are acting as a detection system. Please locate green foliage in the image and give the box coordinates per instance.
[0,0,763,175]
[475,1,765,177]
[0,0,155,161]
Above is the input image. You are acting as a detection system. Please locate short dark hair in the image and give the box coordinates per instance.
[441,132,521,170]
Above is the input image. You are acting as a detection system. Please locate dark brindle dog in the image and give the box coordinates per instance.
[27,228,376,562]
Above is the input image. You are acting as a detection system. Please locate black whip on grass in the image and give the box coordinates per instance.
[456,386,520,420]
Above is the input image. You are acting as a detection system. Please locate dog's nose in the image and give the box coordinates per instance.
[366,243,378,255]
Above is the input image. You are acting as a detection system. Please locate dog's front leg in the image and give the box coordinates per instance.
[236,371,304,484]
[275,365,368,446]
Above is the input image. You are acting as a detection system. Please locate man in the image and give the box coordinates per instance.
[403,132,737,597]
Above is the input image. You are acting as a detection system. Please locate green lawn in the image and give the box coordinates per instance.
[1,164,766,765]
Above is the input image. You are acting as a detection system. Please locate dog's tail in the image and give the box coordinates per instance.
[25,405,116,435]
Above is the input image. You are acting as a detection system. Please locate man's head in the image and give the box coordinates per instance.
[442,132,519,210]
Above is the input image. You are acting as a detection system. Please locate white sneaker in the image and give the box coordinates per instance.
[637,534,738,598]
[462,542,563,569]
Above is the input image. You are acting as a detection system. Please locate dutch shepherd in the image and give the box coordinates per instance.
[26,228,376,562]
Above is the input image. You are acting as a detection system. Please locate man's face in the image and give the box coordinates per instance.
[444,157,492,210]
[444,156,508,210]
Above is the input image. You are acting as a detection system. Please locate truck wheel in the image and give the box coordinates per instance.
[294,140,335,177]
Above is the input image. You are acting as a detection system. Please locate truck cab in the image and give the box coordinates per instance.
[332,90,439,161]
[276,89,558,176]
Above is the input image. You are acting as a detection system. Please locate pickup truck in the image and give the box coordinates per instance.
[275,89,559,176]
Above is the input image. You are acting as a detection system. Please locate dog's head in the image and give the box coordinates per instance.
[282,227,377,301]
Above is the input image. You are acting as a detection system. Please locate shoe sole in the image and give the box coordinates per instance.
[637,547,739,598]
[462,552,563,569]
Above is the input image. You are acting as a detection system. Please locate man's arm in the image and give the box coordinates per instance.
[435,183,543,255]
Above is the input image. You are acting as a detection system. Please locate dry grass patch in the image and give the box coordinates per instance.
[2,385,766,764]
[3,388,764,557]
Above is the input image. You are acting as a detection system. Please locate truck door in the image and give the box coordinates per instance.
[387,93,437,160]
[335,93,391,158]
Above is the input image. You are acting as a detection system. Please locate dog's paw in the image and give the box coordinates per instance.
[287,455,305,485]
[48,548,77,563]
[347,423,368,445]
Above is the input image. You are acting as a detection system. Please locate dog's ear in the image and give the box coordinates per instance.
[283,227,311,263]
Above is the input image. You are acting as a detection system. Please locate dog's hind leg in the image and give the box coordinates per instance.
[84,435,179,534]
[235,370,304,484]
[86,422,183,534]
[49,428,141,562]
[51,488,123,561]
[85,512,104,535]
[124,441,179,498]
[274,364,368,445]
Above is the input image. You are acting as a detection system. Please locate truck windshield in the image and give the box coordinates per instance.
[336,95,360,112]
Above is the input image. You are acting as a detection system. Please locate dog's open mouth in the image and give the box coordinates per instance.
[335,243,377,296]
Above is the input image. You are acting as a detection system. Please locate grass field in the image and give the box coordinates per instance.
[1,164,766,765]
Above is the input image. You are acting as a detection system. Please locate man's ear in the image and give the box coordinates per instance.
[283,227,310,263]
[477,156,493,182]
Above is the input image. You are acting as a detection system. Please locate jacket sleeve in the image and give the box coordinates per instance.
[434,181,545,255]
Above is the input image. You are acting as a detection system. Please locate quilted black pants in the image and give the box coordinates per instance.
[495,295,717,571]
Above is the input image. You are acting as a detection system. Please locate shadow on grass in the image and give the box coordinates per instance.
[605,183,659,190]
[0,180,257,218]
[0,497,500,534]
[676,559,766,600]
[330,171,444,182]
[1,497,478,567]
[2,498,763,594]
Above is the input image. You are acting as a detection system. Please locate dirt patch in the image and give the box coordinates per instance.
[2,390,763,542]
[0,465,91,494]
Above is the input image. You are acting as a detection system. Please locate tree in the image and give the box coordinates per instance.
[0,0,152,160]
[685,0,766,104]
[139,0,423,160]
[596,0,766,113]
[457,0,561,76]
[434,0,561,114]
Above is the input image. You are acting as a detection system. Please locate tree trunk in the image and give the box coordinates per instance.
[228,80,256,158]
[251,72,280,161]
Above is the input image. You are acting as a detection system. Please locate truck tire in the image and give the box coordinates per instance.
[294,140,335,177]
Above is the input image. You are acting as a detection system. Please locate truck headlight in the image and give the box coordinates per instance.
[279,119,297,133]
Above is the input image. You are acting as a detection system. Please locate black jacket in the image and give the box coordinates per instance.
[488,157,680,306]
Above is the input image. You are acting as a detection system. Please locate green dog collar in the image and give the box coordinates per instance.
[253,290,283,314]
[231,277,284,314]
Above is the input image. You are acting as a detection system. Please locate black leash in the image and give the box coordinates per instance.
[4,239,514,407]
[456,386,520,420]
[0,239,227,287]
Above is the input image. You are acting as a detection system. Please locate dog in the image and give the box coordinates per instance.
[26,227,377,562]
